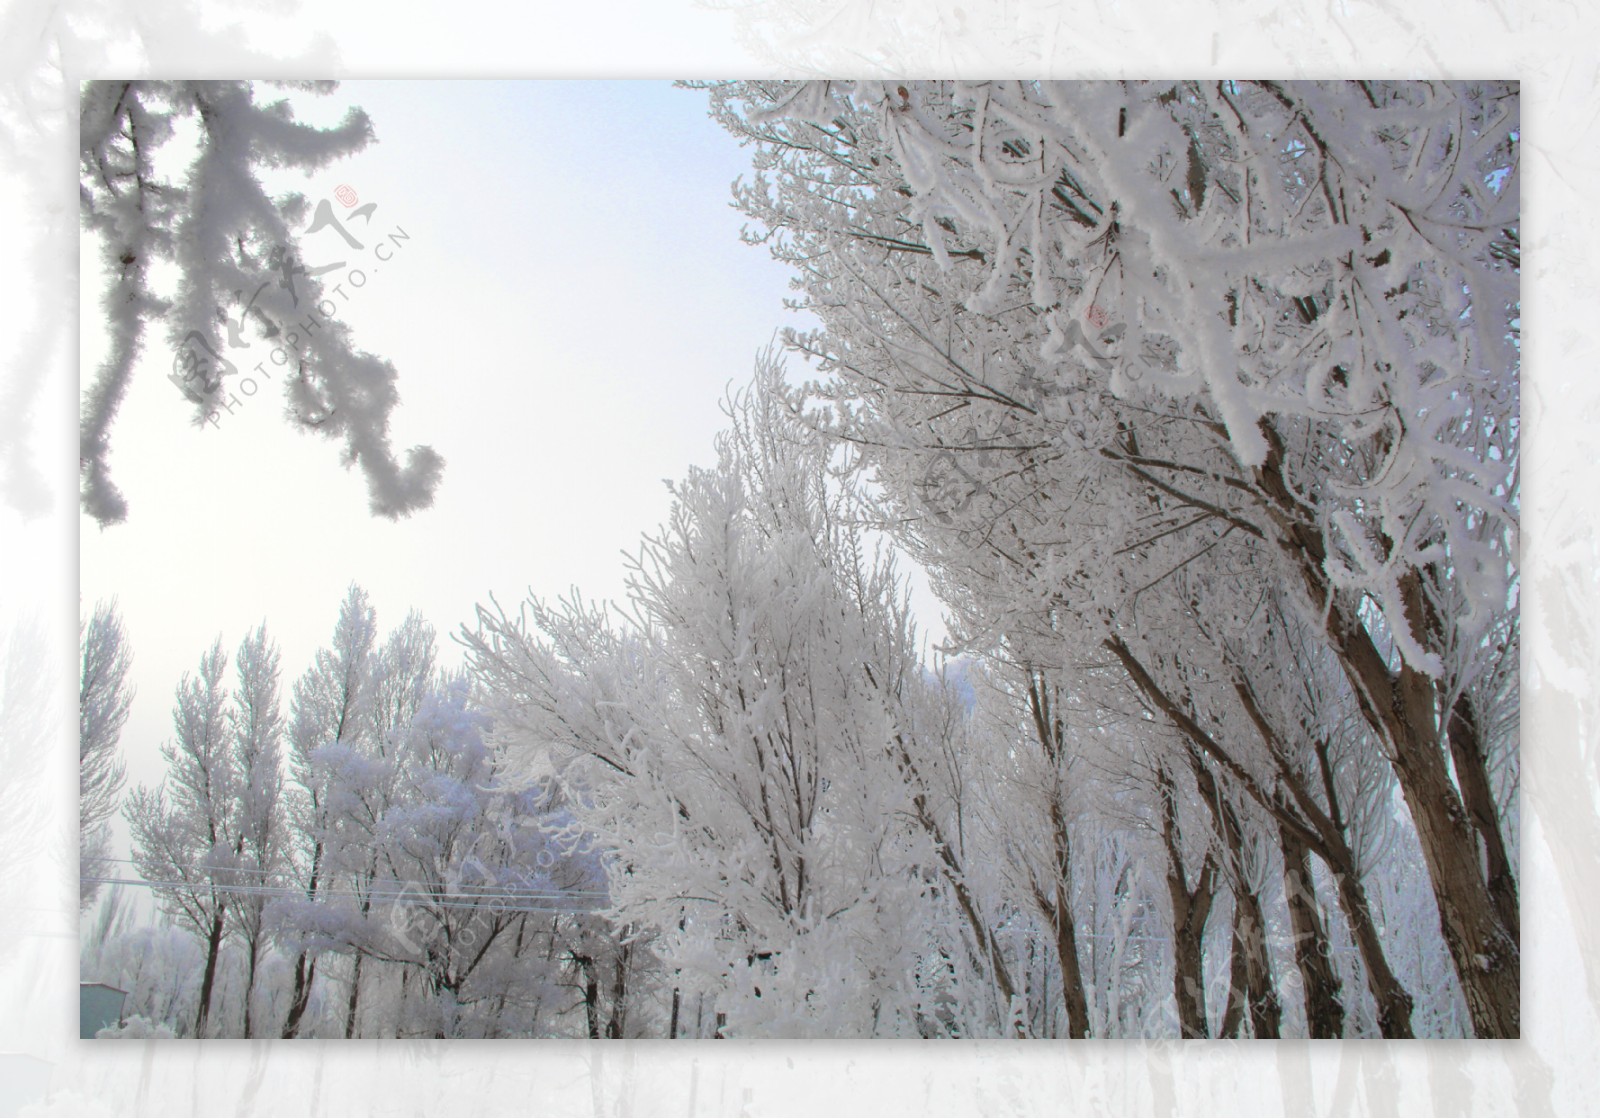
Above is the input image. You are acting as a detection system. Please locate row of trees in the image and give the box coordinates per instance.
[85,593,630,1039]
[464,352,1485,1038]
[684,79,1519,1036]
[84,347,1498,1035]
[82,79,1517,1038]
[88,362,1477,1037]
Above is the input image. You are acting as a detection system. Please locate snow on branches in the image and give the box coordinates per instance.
[704,79,1520,1038]
[713,79,1517,680]
[79,81,443,525]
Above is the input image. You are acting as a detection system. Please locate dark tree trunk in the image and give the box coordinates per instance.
[281,952,318,1038]
[194,907,225,1038]
[1182,747,1280,1039]
[1108,634,1413,1037]
[573,953,601,1040]
[1325,838,1416,1038]
[605,941,633,1039]
[344,950,365,1039]
[1169,884,1214,1039]
[281,843,323,1039]
[1237,879,1280,1037]
[242,934,261,1038]
[1280,824,1346,1038]
[1228,671,1414,1038]
[1446,693,1519,942]
[1218,882,1281,1038]
[1253,430,1519,1036]
[1219,902,1252,1039]
[1343,615,1517,1036]
[1046,881,1092,1039]
[1158,764,1217,1039]
[1024,671,1092,1038]
[891,734,1020,1016]
[343,856,379,1041]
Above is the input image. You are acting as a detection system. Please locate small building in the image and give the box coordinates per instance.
[79,983,128,1039]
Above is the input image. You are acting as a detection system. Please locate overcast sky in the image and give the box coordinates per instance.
[80,80,948,834]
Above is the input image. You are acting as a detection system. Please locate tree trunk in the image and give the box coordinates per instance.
[1222,902,1248,1043]
[1236,675,1414,1038]
[1108,634,1413,1036]
[1346,621,1517,1036]
[242,932,261,1039]
[194,907,225,1038]
[1182,746,1280,1039]
[1324,840,1415,1037]
[1169,875,1214,1039]
[1446,693,1519,942]
[605,940,633,1039]
[1158,765,1217,1039]
[281,842,324,1039]
[1255,430,1519,1036]
[344,950,365,1039]
[343,853,379,1040]
[1229,881,1281,1038]
[1219,901,1252,1038]
[281,951,318,1038]
[1048,882,1092,1039]
[892,734,1020,1016]
[573,953,601,1040]
[1280,824,1345,1038]
[1024,672,1091,1038]
[528,917,560,1036]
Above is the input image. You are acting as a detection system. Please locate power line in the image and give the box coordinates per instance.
[97,857,611,899]
[83,876,608,915]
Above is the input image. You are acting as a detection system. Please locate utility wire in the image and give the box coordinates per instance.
[83,876,608,915]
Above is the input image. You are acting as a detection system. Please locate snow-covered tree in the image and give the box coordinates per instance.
[365,673,611,1038]
[226,623,286,1037]
[959,654,1096,1036]
[276,583,377,1038]
[125,637,236,1037]
[312,612,411,1038]
[78,80,442,526]
[702,79,1519,1037]
[467,358,1012,1038]
[310,608,447,1038]
[80,599,132,910]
